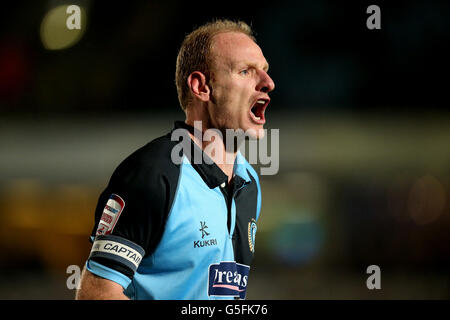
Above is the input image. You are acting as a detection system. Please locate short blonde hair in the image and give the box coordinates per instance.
[175,19,255,111]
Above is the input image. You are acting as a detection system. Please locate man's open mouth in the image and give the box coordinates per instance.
[250,98,269,124]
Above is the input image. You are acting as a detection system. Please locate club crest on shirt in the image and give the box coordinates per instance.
[96,194,125,236]
[248,218,257,253]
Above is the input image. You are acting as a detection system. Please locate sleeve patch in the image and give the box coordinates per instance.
[89,235,145,273]
[96,193,125,236]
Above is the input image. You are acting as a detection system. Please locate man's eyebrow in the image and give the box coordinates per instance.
[238,61,269,71]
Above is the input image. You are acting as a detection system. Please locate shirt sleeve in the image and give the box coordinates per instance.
[86,154,177,288]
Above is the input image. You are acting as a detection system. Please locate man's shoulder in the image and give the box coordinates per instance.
[111,132,180,185]
[130,132,177,163]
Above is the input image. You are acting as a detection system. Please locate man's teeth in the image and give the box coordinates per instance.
[252,100,266,121]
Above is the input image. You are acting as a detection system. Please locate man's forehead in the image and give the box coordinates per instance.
[210,32,269,69]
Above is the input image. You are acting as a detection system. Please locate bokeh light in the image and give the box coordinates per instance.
[40,5,87,50]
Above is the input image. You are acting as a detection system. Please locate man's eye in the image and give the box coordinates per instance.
[240,69,249,75]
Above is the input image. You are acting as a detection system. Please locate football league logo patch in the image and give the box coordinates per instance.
[96,194,125,236]
[248,218,257,253]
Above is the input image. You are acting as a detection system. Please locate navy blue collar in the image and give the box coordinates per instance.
[172,121,250,189]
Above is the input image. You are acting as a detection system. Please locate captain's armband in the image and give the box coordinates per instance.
[89,235,145,275]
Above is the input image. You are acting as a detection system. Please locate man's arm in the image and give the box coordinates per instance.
[75,266,129,300]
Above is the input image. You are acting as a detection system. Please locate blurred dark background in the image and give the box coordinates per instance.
[0,0,449,299]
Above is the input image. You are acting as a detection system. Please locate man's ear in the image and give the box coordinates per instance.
[187,71,211,102]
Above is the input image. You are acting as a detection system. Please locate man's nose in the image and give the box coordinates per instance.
[256,70,275,93]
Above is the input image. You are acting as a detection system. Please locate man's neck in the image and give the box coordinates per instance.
[186,124,237,183]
